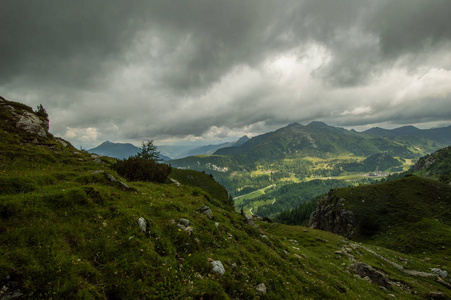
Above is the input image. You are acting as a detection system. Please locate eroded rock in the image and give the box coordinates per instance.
[198,206,214,219]
[256,283,266,295]
[138,217,147,232]
[211,260,225,276]
[309,193,356,237]
[349,262,392,289]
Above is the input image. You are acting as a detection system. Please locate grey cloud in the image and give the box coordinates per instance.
[368,0,451,58]
[1,0,451,148]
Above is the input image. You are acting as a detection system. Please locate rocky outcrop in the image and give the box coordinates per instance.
[15,111,49,137]
[0,99,50,138]
[349,262,392,289]
[197,206,214,219]
[309,191,356,237]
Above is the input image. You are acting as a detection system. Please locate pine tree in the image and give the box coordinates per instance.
[136,140,161,161]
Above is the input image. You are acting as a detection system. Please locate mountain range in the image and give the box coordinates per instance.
[170,121,451,217]
[88,136,250,160]
[2,97,451,298]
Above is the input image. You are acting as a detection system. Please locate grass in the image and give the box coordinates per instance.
[329,176,451,269]
[3,144,450,299]
[2,99,451,298]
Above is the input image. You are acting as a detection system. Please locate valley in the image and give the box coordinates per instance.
[170,122,450,218]
[1,98,451,299]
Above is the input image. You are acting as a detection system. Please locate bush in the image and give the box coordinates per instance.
[112,157,171,183]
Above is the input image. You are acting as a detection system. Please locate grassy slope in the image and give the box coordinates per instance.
[1,101,451,298]
[331,176,451,267]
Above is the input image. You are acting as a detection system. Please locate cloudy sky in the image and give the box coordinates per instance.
[1,0,451,149]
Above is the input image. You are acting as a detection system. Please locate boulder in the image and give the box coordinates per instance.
[349,262,392,289]
[256,283,266,295]
[15,111,48,137]
[431,268,448,278]
[138,217,147,232]
[179,218,190,227]
[198,206,214,219]
[211,260,225,276]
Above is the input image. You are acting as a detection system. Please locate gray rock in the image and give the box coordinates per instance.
[245,214,257,227]
[427,292,448,300]
[256,283,266,295]
[179,218,190,227]
[138,217,147,232]
[15,111,48,137]
[198,206,214,219]
[55,137,68,147]
[309,193,356,237]
[431,268,448,278]
[349,262,392,289]
[177,223,186,230]
[185,226,194,235]
[211,260,225,276]
[107,174,131,190]
[170,178,181,186]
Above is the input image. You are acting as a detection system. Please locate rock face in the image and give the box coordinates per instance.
[0,99,50,138]
[309,191,356,237]
[15,111,49,137]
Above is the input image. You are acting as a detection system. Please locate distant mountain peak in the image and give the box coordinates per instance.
[307,121,329,128]
[234,135,250,146]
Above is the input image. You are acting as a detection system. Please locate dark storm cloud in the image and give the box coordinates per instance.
[1,0,450,148]
[369,0,451,58]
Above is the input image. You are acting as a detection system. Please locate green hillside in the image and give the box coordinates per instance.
[2,98,451,299]
[170,121,439,215]
[310,176,451,265]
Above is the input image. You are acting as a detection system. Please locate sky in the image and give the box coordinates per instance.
[1,0,451,149]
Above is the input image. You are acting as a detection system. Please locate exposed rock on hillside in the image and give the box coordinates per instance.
[348,262,392,289]
[0,96,49,138]
[309,191,356,237]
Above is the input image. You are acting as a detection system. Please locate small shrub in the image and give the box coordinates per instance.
[112,157,171,183]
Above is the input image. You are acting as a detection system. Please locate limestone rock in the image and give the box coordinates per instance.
[256,283,266,295]
[349,262,392,289]
[15,111,48,137]
[170,178,181,186]
[185,226,194,235]
[55,137,69,147]
[309,192,356,237]
[431,268,448,278]
[138,217,147,232]
[211,260,225,276]
[179,218,190,227]
[198,206,214,219]
[106,174,131,190]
